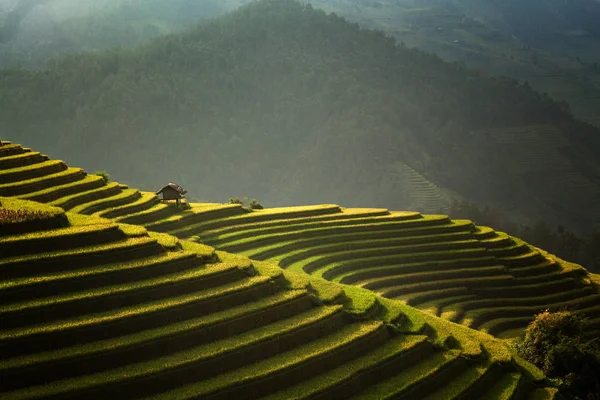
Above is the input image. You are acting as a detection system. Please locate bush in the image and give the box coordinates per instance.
[516,310,600,399]
[249,199,264,210]
[228,196,264,210]
[94,170,110,184]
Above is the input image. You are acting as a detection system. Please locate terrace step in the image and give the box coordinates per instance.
[70,188,142,215]
[0,275,277,359]
[472,278,580,298]
[0,223,127,259]
[96,192,159,219]
[142,321,389,400]
[196,209,420,239]
[0,293,325,392]
[337,256,497,284]
[478,316,537,336]
[116,203,181,225]
[352,349,465,399]
[19,174,105,203]
[280,238,484,272]
[0,252,205,304]
[4,319,386,400]
[472,226,497,240]
[0,261,259,329]
[441,287,595,317]
[201,213,443,244]
[49,182,122,211]
[0,290,311,389]
[509,259,561,277]
[499,249,546,268]
[467,293,600,330]
[260,334,432,400]
[0,151,46,170]
[249,230,474,262]
[514,271,579,285]
[359,266,506,291]
[424,360,499,399]
[479,233,514,249]
[313,248,493,279]
[173,207,403,238]
[304,246,491,276]
[210,215,457,250]
[481,372,526,400]
[0,159,68,184]
[146,204,247,233]
[0,168,86,197]
[0,144,27,158]
[0,210,68,238]
[488,243,532,258]
[420,294,477,318]
[0,236,165,279]
[400,287,473,307]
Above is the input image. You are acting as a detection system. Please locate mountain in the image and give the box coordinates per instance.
[2,0,600,234]
[307,0,600,127]
[2,0,599,127]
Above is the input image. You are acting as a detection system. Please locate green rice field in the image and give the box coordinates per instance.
[0,141,592,398]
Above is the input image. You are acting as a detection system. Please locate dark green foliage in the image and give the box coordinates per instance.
[94,170,110,184]
[228,197,263,210]
[249,199,264,210]
[516,310,600,399]
[228,197,243,205]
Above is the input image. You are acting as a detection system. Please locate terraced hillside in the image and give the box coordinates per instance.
[1,198,563,399]
[2,140,600,342]
[0,141,246,226]
[184,207,600,339]
[390,162,453,214]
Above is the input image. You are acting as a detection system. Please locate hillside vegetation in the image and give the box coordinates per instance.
[0,140,579,399]
[2,0,600,234]
[2,0,599,128]
[308,0,600,126]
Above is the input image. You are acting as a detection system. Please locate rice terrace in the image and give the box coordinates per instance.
[1,137,599,399]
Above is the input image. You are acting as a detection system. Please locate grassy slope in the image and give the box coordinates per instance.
[1,140,590,397]
[0,204,559,399]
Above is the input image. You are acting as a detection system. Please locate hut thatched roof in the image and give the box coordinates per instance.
[157,182,187,196]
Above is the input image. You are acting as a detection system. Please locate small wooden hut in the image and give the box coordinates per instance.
[156,182,187,207]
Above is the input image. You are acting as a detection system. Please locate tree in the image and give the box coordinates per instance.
[516,310,600,399]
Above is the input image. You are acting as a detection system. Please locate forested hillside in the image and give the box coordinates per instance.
[2,0,600,233]
[2,0,600,127]
[309,0,600,126]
